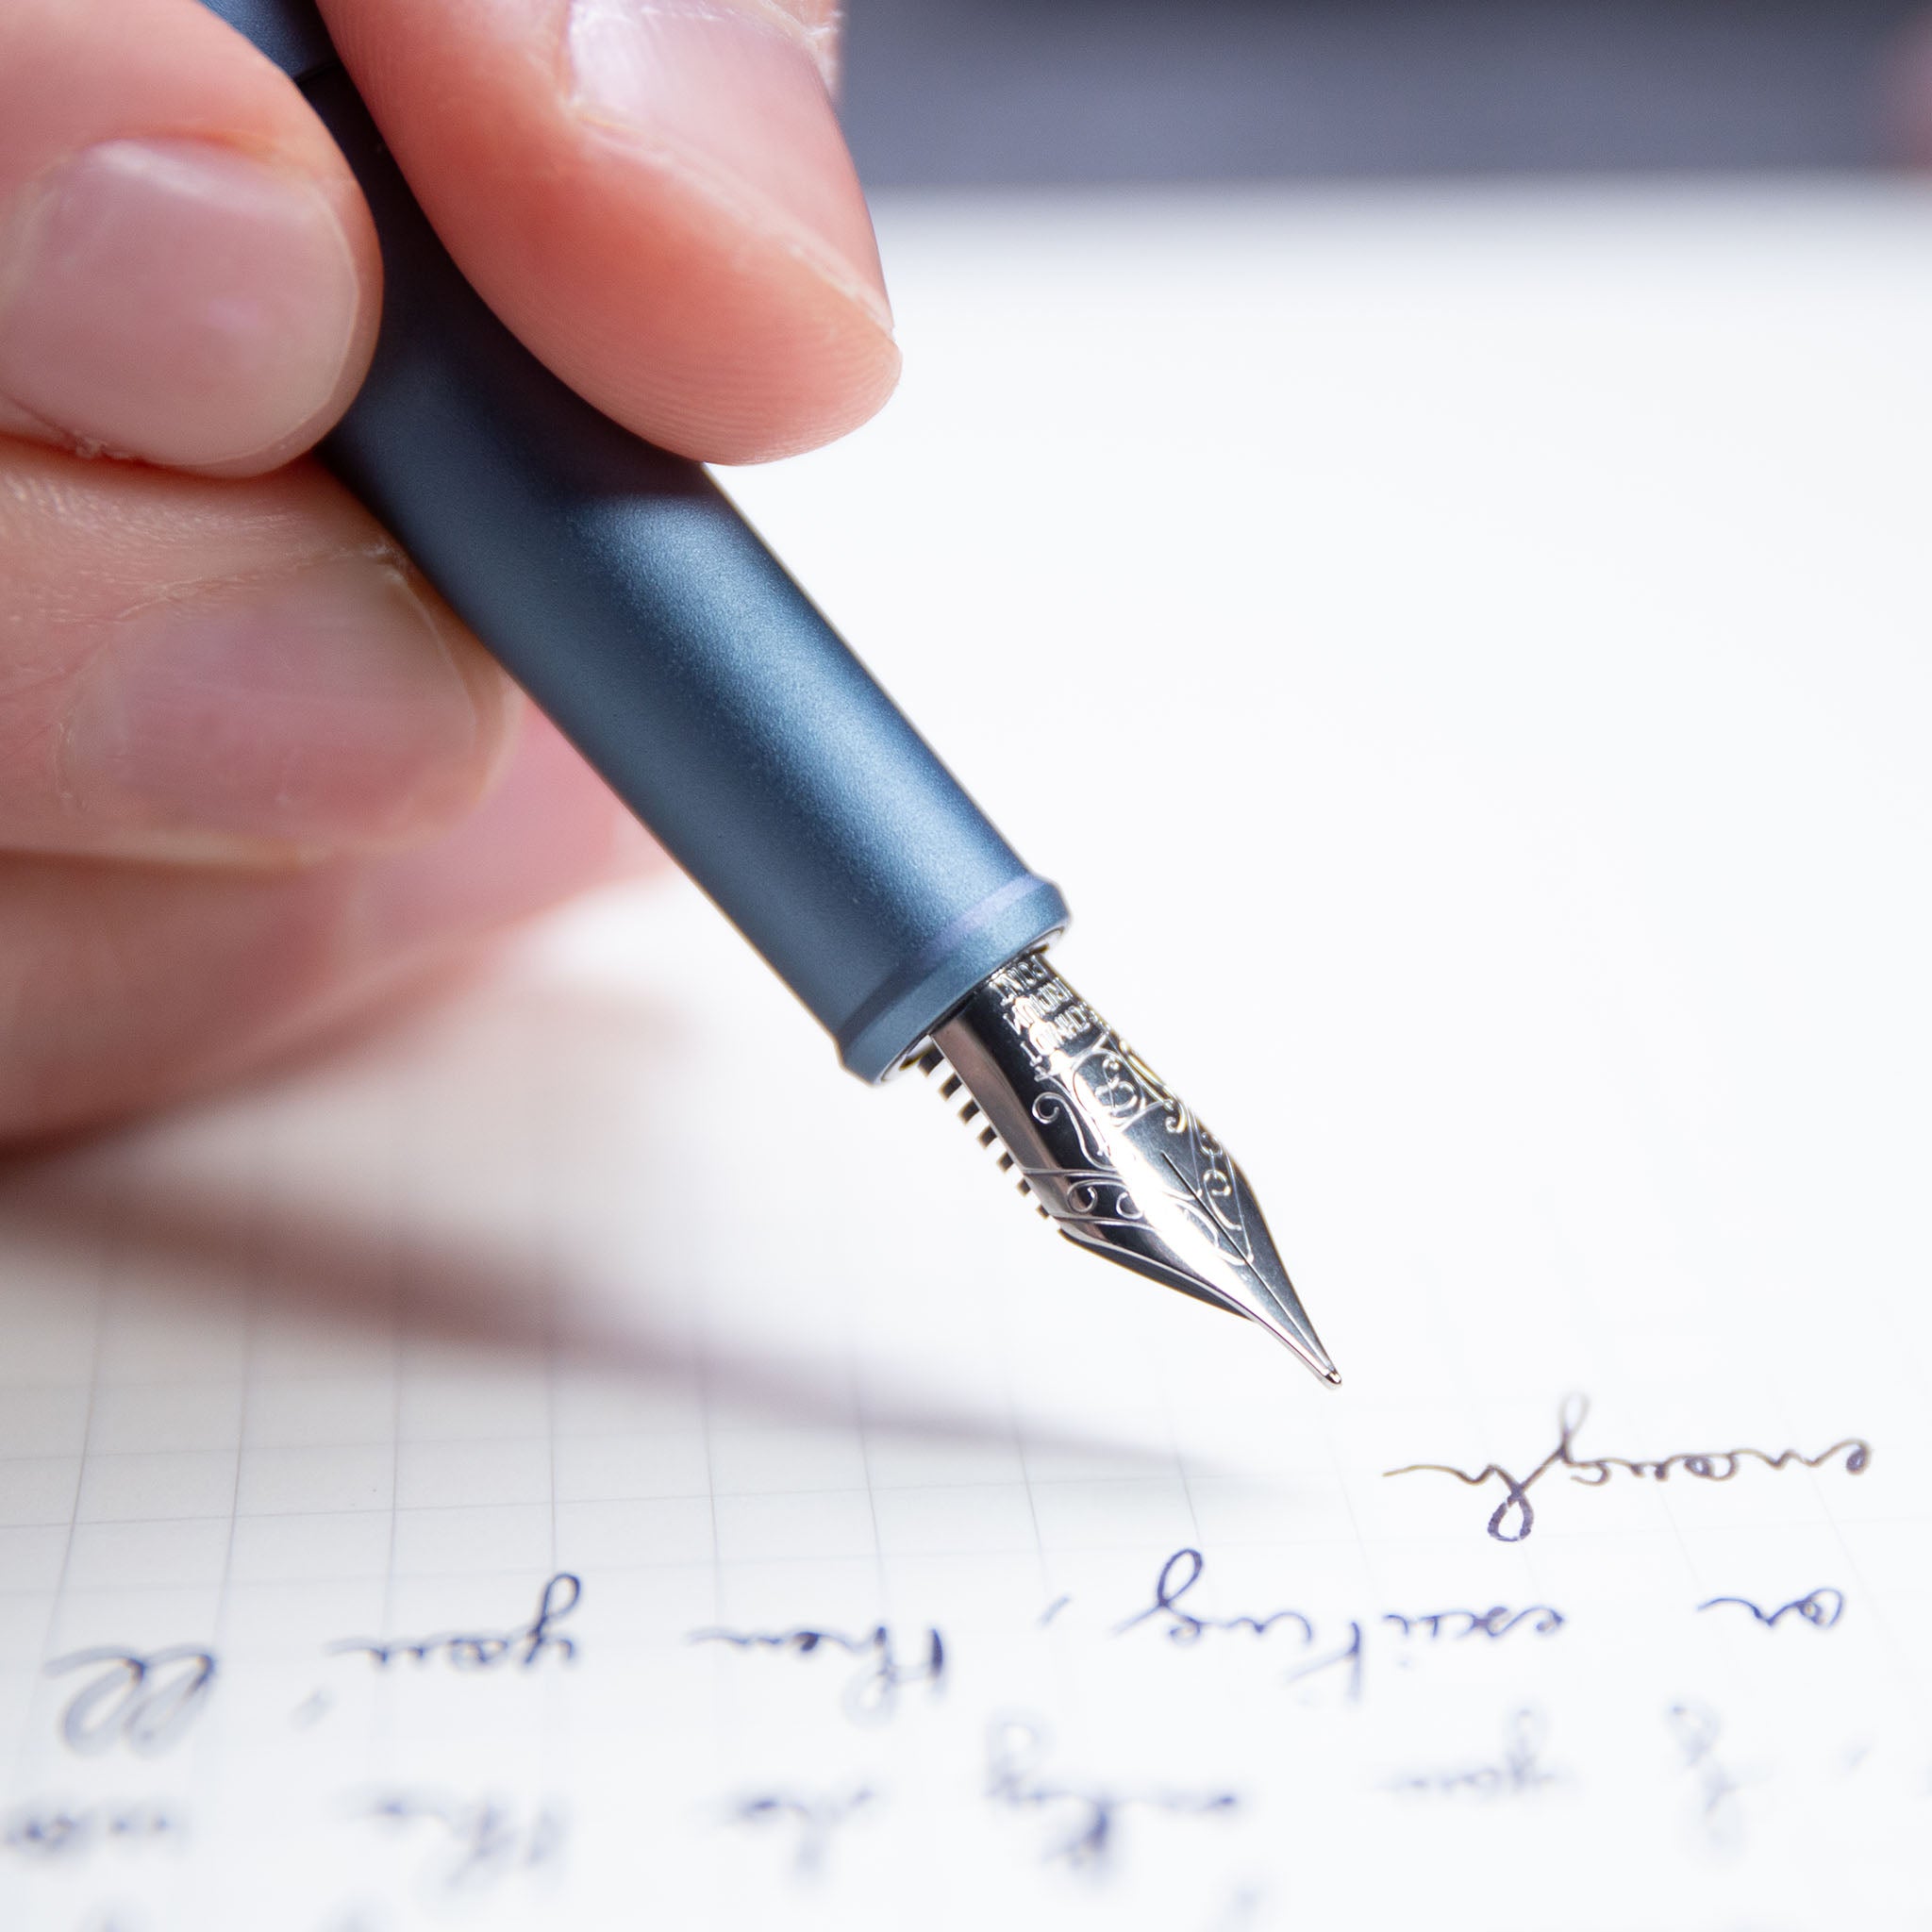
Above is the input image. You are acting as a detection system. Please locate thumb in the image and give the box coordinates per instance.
[1891,13,1932,164]
[318,0,896,464]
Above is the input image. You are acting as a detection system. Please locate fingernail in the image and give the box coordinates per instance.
[61,557,504,858]
[565,0,892,334]
[0,138,363,471]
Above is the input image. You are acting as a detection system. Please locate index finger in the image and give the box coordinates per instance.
[0,0,379,474]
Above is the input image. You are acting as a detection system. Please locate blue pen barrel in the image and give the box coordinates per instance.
[300,68,1064,1079]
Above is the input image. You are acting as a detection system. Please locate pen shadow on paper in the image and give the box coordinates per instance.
[0,976,1174,1475]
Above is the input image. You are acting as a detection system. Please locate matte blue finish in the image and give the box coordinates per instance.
[197,0,1066,1078]
[203,0,331,77]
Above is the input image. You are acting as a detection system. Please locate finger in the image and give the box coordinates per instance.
[1887,13,1932,163]
[0,436,521,862]
[0,711,655,1146]
[0,0,378,475]
[320,0,897,463]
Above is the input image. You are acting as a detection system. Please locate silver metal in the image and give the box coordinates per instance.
[915,951,1340,1385]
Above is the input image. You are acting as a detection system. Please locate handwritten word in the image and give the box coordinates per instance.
[1116,1549,1313,1645]
[1116,1549,1562,1702]
[1385,1395,1870,1541]
[1385,1606,1565,1639]
[1699,1590,1844,1630]
[1283,1603,1570,1703]
[358,1791,566,1890]
[729,1787,874,1874]
[988,1719,1237,1871]
[689,1624,943,1723]
[3,1801,179,1861]
[44,1647,216,1757]
[331,1574,580,1672]
[1669,1703,1744,1848]
[1388,1708,1559,1799]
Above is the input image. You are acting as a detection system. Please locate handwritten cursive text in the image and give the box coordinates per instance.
[1384,1396,1869,1541]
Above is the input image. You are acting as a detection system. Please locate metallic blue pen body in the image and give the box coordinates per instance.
[203,0,1066,1082]
[191,0,1341,1382]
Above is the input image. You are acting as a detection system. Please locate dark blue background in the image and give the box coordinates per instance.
[841,0,1928,184]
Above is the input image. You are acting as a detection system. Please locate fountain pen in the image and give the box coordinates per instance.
[202,0,1339,1384]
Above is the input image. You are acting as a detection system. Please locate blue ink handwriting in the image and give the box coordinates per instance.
[1669,1703,1745,1847]
[44,1647,216,1757]
[988,1718,1237,1871]
[330,1573,580,1672]
[1388,1708,1559,1798]
[1385,1396,1869,1541]
[689,1623,943,1724]
[3,1800,180,1861]
[729,1787,874,1874]
[1117,1548,1562,1702]
[358,1790,566,1890]
[1699,1590,1843,1629]
[1115,1550,1312,1645]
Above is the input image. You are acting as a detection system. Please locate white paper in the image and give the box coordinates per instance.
[3,180,1930,1932]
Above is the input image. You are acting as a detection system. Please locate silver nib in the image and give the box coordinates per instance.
[913,952,1340,1386]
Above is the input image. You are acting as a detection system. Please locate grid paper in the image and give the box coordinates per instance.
[4,182,1932,1932]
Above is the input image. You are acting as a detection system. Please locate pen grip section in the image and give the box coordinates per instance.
[302,70,1065,1078]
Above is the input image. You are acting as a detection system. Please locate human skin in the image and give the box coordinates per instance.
[0,0,897,1142]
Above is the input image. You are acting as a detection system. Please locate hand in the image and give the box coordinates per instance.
[0,0,895,1142]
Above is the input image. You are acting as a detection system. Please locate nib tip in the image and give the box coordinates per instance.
[1324,1367,1343,1387]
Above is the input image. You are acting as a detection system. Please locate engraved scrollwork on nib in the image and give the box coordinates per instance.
[915,953,1340,1385]
[1053,1175,1142,1225]
[1029,1085,1110,1168]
